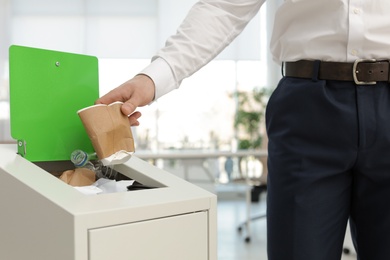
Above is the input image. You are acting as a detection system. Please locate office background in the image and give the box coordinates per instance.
[0,0,281,148]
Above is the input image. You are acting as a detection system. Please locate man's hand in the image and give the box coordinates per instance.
[95,74,155,126]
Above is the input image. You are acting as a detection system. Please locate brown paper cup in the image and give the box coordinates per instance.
[59,168,96,186]
[77,101,135,163]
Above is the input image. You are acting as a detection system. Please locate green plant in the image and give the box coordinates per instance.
[233,86,270,150]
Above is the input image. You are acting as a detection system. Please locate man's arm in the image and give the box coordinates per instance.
[96,0,265,125]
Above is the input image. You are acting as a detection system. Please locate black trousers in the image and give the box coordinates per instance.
[266,76,390,260]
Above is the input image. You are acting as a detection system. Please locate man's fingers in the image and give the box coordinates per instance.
[95,88,125,105]
[94,74,155,126]
[121,101,137,116]
[128,111,142,126]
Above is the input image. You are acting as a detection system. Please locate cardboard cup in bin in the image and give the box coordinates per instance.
[59,167,96,186]
[77,101,135,166]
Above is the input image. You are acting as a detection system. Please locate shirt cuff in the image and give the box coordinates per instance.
[139,58,179,101]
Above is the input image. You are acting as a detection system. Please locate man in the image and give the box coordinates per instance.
[96,1,390,259]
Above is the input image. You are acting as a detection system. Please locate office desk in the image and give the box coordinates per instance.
[136,149,268,183]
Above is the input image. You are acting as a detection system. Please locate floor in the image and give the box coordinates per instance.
[216,184,357,260]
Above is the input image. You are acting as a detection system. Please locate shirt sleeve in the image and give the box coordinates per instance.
[139,0,265,100]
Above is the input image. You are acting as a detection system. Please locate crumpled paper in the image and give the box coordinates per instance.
[59,167,135,195]
[100,150,132,166]
[73,179,135,195]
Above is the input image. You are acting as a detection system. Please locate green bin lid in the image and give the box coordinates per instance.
[9,45,99,162]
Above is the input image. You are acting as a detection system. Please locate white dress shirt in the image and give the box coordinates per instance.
[140,0,390,100]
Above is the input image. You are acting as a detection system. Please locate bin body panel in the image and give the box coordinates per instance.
[89,212,209,260]
[0,164,75,260]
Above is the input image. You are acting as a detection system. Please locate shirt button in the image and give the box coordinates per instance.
[353,8,361,14]
[351,49,358,56]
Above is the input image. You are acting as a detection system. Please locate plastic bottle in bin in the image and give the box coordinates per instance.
[70,150,96,171]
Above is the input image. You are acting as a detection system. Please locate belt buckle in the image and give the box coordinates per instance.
[353,59,377,85]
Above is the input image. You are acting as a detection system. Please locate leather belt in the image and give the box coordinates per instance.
[284,59,390,85]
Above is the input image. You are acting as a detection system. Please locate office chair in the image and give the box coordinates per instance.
[236,155,268,243]
[236,179,267,243]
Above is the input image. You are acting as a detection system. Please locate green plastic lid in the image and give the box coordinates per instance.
[9,45,99,162]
